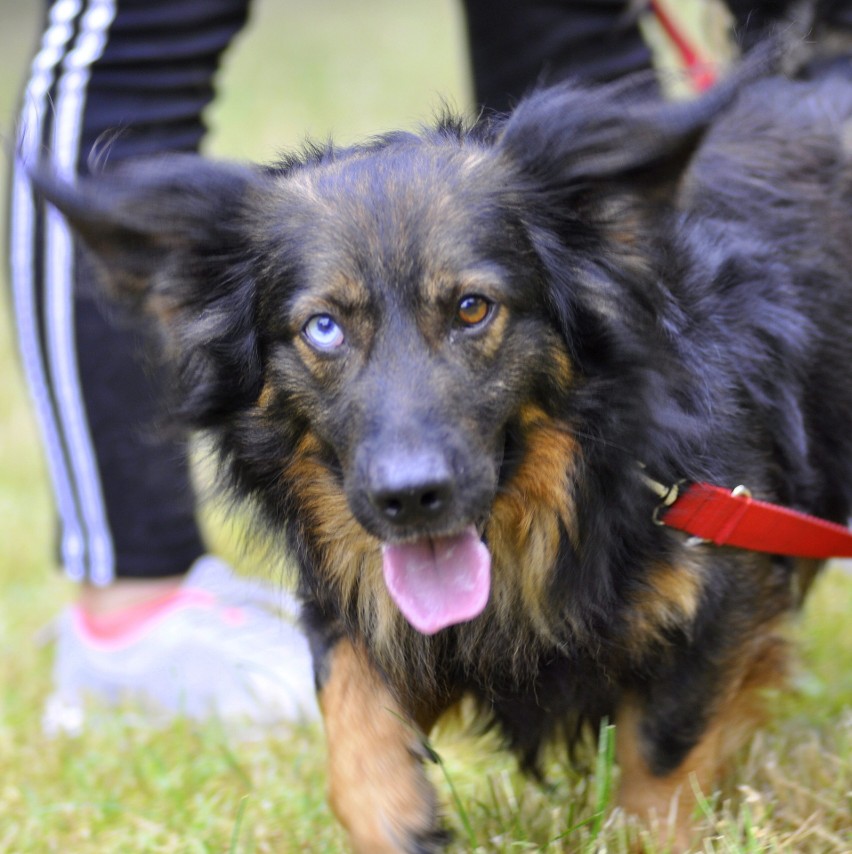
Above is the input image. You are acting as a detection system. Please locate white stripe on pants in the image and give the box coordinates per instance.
[10,0,118,584]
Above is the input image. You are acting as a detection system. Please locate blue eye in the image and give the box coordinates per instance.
[303,314,344,350]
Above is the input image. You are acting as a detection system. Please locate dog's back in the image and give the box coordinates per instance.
[685,72,852,259]
[678,71,852,522]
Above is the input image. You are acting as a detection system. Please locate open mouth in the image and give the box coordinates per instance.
[381,525,491,635]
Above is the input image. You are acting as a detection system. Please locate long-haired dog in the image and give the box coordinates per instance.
[36,47,852,852]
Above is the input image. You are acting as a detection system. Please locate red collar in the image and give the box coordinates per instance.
[642,474,852,558]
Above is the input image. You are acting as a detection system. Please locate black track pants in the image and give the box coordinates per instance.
[9,0,250,583]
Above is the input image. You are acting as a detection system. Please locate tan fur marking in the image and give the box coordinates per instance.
[256,381,275,410]
[627,560,703,648]
[478,304,508,360]
[146,291,182,324]
[283,432,403,653]
[487,404,578,638]
[292,334,324,374]
[320,639,439,853]
[288,272,372,321]
[547,342,573,386]
[616,626,790,852]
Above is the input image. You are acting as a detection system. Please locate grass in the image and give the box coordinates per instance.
[0,0,849,851]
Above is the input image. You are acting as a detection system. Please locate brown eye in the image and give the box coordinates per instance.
[456,295,492,328]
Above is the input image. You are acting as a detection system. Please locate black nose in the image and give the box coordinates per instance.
[368,451,454,527]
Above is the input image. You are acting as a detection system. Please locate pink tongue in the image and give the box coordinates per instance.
[382,526,491,635]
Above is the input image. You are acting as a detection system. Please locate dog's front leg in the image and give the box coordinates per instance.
[318,637,445,853]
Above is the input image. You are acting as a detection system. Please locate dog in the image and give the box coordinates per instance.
[35,47,852,852]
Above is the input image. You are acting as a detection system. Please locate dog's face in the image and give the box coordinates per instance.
[35,82,727,635]
[252,143,573,631]
[261,146,541,529]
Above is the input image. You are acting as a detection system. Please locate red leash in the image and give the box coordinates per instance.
[650,0,719,92]
[644,476,852,559]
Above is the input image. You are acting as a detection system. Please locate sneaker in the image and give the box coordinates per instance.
[43,556,319,736]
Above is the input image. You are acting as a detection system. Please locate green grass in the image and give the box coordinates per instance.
[0,1,850,851]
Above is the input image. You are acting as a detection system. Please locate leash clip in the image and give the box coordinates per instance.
[649,479,706,547]
[637,465,682,525]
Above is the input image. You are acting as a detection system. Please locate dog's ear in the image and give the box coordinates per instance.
[496,83,711,203]
[31,156,265,423]
[495,46,773,200]
[30,155,258,304]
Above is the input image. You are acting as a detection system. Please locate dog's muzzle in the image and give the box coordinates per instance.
[349,444,494,634]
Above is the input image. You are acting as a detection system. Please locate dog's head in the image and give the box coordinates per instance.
[33,71,753,634]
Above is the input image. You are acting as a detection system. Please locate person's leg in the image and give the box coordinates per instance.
[10,0,317,729]
[460,0,656,114]
[12,0,248,591]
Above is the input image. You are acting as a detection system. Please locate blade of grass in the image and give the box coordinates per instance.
[590,719,617,839]
[430,735,479,850]
[229,795,250,854]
